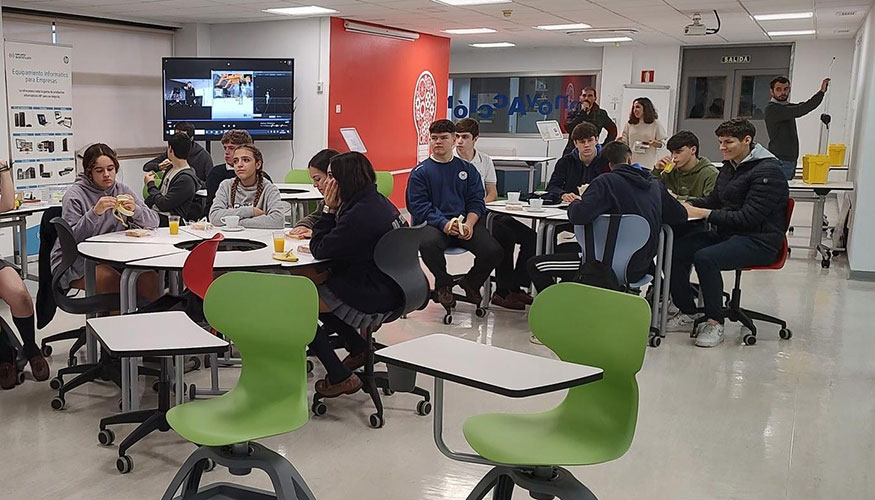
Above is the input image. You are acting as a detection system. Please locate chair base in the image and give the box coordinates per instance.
[467,466,598,500]
[161,442,316,500]
[39,326,86,365]
[434,275,490,325]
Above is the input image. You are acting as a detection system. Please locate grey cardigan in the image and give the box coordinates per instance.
[209,177,288,229]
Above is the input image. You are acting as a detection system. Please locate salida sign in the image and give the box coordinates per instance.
[448,93,572,120]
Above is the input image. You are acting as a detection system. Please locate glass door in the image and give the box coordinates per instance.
[732,69,788,149]
[677,71,732,160]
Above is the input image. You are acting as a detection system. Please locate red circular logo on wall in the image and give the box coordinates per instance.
[413,70,437,162]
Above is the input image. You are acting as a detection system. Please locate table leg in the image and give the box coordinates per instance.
[121,358,131,413]
[174,355,184,406]
[527,162,535,194]
[651,229,664,334]
[545,222,557,254]
[535,220,545,256]
[432,378,493,466]
[129,356,140,412]
[809,194,826,250]
[19,218,28,280]
[660,225,674,337]
[84,259,98,364]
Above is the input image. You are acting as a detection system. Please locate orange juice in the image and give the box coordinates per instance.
[662,161,675,173]
[169,217,180,235]
[273,233,285,253]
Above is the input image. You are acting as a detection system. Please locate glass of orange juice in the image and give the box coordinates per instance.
[662,160,676,173]
[273,231,285,253]
[169,215,180,235]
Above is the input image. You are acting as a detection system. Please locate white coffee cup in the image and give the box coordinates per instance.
[529,198,544,211]
[507,191,521,204]
[221,215,240,228]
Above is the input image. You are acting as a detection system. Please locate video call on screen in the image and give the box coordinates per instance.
[162,58,294,140]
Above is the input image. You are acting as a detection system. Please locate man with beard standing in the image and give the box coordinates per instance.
[764,76,830,180]
[563,86,617,156]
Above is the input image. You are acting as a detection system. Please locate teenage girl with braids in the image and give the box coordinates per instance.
[209,144,287,229]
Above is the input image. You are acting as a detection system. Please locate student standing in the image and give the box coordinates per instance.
[209,144,288,229]
[563,87,618,155]
[144,132,202,225]
[764,76,830,180]
[618,97,667,167]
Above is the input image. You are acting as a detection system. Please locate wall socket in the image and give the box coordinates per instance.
[317,81,324,94]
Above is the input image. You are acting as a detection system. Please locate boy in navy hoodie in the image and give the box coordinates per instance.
[527,141,686,293]
[407,120,502,308]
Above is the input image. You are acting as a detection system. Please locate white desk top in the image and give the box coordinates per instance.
[87,311,228,357]
[486,201,567,220]
[375,334,603,398]
[78,241,186,264]
[0,202,62,218]
[128,239,320,270]
[788,180,855,191]
[491,156,556,164]
[275,183,323,201]
[86,227,203,245]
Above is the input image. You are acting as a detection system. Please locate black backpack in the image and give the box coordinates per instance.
[573,214,623,292]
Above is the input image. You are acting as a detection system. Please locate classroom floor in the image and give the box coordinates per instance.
[1,202,873,500]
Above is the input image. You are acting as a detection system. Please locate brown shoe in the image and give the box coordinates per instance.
[490,292,525,311]
[341,348,372,372]
[28,355,50,382]
[458,277,483,304]
[0,362,17,390]
[509,290,534,306]
[436,285,456,308]
[315,374,363,398]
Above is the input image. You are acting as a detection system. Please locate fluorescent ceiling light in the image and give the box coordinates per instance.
[263,6,338,16]
[534,23,591,31]
[754,12,813,21]
[470,42,516,48]
[442,28,497,34]
[585,36,632,43]
[768,29,816,36]
[433,0,512,6]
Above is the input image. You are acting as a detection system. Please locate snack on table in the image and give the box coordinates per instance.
[505,204,524,211]
[189,220,213,231]
[272,250,299,262]
[124,228,152,238]
[297,244,311,255]
[285,230,308,240]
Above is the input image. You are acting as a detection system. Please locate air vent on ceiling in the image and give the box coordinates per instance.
[836,10,857,16]
[833,28,852,34]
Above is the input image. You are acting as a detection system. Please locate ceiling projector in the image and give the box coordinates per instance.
[685,11,721,36]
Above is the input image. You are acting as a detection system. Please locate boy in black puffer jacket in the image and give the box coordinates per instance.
[668,118,789,348]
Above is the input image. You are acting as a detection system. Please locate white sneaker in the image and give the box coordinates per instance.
[695,322,725,347]
[665,313,703,332]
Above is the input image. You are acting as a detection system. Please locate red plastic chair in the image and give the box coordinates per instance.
[182,233,224,300]
[724,198,795,345]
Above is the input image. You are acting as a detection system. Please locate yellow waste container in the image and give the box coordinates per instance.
[828,143,846,167]
[802,154,831,184]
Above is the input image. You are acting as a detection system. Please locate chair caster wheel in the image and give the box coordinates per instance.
[189,384,197,400]
[475,307,487,318]
[648,336,662,348]
[41,344,52,357]
[51,396,65,411]
[203,458,216,472]
[442,314,452,325]
[98,429,115,446]
[369,413,384,428]
[17,371,25,384]
[312,401,326,416]
[306,359,314,374]
[821,259,830,269]
[152,381,160,392]
[743,334,757,346]
[779,328,792,340]
[189,356,201,370]
[416,400,432,416]
[382,387,394,396]
[116,455,133,474]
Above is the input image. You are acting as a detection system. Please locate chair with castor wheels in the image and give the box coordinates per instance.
[433,247,490,325]
[459,282,649,499]
[161,272,318,499]
[1,318,28,386]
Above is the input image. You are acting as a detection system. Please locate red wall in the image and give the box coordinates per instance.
[328,18,450,207]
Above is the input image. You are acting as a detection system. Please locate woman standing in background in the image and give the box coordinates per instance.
[618,97,667,167]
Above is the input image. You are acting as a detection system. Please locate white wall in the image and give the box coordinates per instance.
[205,17,330,180]
[846,11,875,274]
[450,46,602,74]
[600,45,680,131]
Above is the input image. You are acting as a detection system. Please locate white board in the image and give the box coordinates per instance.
[620,85,672,137]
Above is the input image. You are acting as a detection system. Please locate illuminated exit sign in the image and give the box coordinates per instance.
[722,55,751,64]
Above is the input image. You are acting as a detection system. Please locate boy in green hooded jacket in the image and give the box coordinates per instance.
[653,130,718,200]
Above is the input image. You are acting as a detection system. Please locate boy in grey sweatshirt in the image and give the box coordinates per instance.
[209,176,288,229]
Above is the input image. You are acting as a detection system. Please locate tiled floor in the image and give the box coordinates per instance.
[1,208,873,499]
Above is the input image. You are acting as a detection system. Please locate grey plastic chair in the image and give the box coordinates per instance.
[573,214,652,289]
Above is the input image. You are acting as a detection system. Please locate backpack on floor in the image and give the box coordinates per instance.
[573,214,623,292]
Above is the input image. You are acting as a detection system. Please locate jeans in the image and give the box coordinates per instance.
[419,218,503,290]
[670,228,779,322]
[779,159,797,181]
[491,215,536,294]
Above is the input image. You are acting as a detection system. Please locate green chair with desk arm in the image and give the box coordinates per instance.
[161,272,319,500]
[460,282,650,499]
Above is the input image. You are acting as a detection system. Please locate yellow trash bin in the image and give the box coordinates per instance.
[802,154,831,184]
[828,143,846,167]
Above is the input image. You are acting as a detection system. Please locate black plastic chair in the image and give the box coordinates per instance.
[311,223,432,428]
[1,317,27,385]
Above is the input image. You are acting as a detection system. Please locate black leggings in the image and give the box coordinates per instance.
[308,313,369,384]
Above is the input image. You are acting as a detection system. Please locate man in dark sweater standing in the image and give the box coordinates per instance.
[563,87,617,156]
[668,119,789,348]
[764,76,830,180]
[407,119,502,309]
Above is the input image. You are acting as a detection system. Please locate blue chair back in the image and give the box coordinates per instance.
[573,214,650,286]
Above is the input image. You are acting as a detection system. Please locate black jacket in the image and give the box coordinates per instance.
[145,167,203,224]
[568,164,687,283]
[546,148,610,201]
[764,91,824,162]
[563,103,618,155]
[311,184,406,314]
[692,143,789,251]
[144,142,213,182]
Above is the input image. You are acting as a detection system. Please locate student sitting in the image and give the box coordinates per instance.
[144,132,203,226]
[407,119,502,309]
[51,143,160,298]
[454,118,534,310]
[667,119,789,348]
[547,122,611,204]
[652,130,718,199]
[209,144,288,229]
[528,141,686,293]
[143,121,213,182]
[205,129,252,208]
[308,152,408,397]
[0,160,48,389]
[286,148,339,240]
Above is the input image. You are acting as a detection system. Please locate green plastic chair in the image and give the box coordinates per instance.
[461,282,650,499]
[161,272,319,500]
[143,170,165,198]
[376,171,393,198]
[284,169,311,184]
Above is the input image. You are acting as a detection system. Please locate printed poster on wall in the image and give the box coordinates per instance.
[5,40,75,191]
[413,71,437,163]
